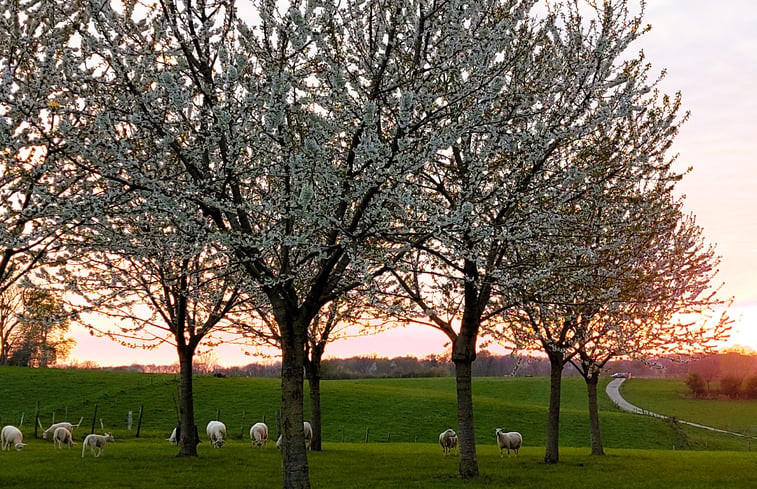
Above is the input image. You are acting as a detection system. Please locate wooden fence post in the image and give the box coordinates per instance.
[90,404,98,434]
[34,402,40,439]
[136,405,144,438]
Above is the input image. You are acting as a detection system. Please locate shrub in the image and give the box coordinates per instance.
[719,375,743,399]
[685,372,707,397]
[742,375,757,399]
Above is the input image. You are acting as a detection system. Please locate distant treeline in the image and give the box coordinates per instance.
[71,349,757,381]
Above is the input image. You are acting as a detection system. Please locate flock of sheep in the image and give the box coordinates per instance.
[0,421,115,457]
[168,420,312,449]
[439,428,523,457]
[2,420,521,458]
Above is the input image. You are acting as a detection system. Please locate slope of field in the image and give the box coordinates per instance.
[620,378,757,444]
[1,367,752,451]
[2,368,756,489]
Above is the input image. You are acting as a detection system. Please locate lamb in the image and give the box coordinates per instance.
[495,428,522,457]
[81,433,115,457]
[53,426,74,449]
[249,422,268,447]
[276,421,313,450]
[1,425,26,451]
[42,421,78,440]
[438,428,458,455]
[206,420,227,448]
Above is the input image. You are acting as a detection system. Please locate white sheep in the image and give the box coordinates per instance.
[495,428,522,457]
[438,428,458,455]
[276,421,313,450]
[167,427,177,445]
[81,433,115,457]
[1,425,26,451]
[206,420,226,448]
[42,421,77,440]
[249,422,268,447]
[53,426,74,449]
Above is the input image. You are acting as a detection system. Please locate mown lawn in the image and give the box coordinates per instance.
[620,378,757,438]
[2,368,756,488]
[1,439,755,489]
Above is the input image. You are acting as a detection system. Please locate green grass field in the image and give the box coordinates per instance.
[1,368,755,488]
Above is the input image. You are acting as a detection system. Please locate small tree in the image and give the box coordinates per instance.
[6,287,74,367]
[719,376,742,399]
[0,285,25,365]
[241,293,375,452]
[71,235,246,457]
[685,373,707,398]
[743,376,757,399]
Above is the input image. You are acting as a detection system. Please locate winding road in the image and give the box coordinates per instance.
[605,378,755,439]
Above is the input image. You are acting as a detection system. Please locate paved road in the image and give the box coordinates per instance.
[605,378,755,439]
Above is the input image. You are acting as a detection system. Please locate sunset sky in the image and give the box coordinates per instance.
[68,1,757,367]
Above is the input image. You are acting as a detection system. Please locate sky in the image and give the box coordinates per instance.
[67,1,757,367]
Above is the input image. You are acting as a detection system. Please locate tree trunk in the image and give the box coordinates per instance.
[453,358,479,478]
[176,346,199,457]
[586,372,605,456]
[544,351,563,464]
[280,326,311,489]
[305,358,323,451]
[450,308,480,479]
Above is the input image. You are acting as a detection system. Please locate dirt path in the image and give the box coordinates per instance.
[605,378,755,439]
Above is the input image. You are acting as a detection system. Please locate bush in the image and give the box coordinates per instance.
[685,372,707,397]
[719,375,743,398]
[742,375,757,399]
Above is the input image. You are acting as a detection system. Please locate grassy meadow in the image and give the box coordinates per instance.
[1,368,755,488]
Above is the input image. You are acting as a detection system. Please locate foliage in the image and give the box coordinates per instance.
[719,376,743,399]
[685,372,707,397]
[0,286,74,367]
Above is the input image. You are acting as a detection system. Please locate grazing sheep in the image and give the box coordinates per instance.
[53,426,74,449]
[495,428,522,457]
[81,433,114,458]
[42,421,77,440]
[438,428,458,455]
[167,427,177,445]
[206,420,227,448]
[1,425,26,451]
[276,421,313,450]
[250,422,268,447]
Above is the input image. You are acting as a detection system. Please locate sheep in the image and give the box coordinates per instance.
[438,428,458,455]
[495,428,522,457]
[81,433,114,458]
[249,422,268,447]
[42,421,78,440]
[167,427,177,445]
[53,426,74,449]
[1,425,26,451]
[276,421,313,450]
[206,420,227,448]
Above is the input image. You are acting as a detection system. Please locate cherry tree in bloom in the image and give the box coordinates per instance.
[69,206,248,457]
[0,1,599,486]
[379,0,667,475]
[0,1,89,298]
[495,89,731,462]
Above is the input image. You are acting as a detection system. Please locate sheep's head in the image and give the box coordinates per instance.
[105,433,115,441]
[14,442,26,451]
